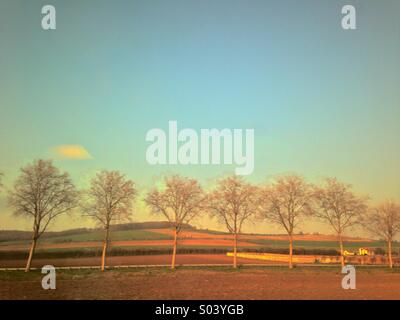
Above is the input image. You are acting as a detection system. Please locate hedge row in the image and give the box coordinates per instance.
[0,246,346,260]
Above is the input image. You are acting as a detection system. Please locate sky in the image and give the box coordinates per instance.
[0,0,399,235]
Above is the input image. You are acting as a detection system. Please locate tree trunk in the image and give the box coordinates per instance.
[339,234,345,267]
[388,238,393,269]
[289,234,293,269]
[233,232,238,269]
[101,226,110,271]
[171,227,178,269]
[25,238,37,272]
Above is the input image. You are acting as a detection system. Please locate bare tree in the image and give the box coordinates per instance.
[313,178,368,267]
[208,176,258,268]
[145,175,205,269]
[363,200,400,268]
[8,160,78,272]
[82,170,137,271]
[258,175,314,269]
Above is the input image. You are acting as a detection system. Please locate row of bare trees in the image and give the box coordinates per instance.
[147,175,399,270]
[1,160,400,272]
[3,160,137,272]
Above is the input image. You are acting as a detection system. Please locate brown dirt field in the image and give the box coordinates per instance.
[1,268,400,300]
[0,239,259,252]
[148,229,371,242]
[0,254,277,268]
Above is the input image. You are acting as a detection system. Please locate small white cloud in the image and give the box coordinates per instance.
[53,145,93,160]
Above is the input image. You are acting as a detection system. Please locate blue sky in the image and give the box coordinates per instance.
[0,0,399,232]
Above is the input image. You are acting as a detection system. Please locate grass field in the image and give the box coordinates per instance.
[48,229,173,243]
[247,238,397,250]
[0,229,173,246]
[0,227,396,263]
[1,228,389,251]
[1,226,399,300]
